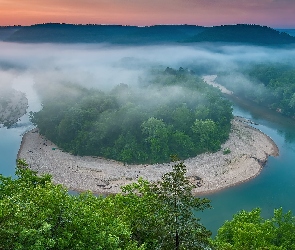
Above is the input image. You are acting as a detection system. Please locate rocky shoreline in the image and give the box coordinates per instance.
[17,117,279,195]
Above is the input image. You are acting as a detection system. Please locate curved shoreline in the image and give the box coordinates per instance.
[17,117,279,195]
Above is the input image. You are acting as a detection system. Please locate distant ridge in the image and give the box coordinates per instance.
[1,23,295,45]
[0,26,20,40]
[186,24,295,45]
[277,29,295,38]
[4,23,205,44]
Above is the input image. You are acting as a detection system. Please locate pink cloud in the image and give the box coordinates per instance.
[0,0,294,28]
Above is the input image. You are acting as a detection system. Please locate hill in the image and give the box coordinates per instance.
[277,29,295,37]
[5,23,205,44]
[0,26,20,40]
[186,24,295,45]
[4,23,295,45]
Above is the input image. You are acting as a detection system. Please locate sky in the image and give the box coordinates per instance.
[0,0,294,28]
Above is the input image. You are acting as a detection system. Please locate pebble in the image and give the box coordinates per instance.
[17,117,279,195]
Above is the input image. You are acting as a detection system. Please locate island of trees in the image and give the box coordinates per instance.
[31,68,233,164]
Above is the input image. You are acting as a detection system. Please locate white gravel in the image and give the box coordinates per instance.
[17,117,278,195]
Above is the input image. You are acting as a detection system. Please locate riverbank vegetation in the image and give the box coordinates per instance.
[31,67,232,164]
[1,160,295,249]
[216,63,295,118]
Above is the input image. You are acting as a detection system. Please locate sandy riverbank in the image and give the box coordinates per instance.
[202,75,233,95]
[17,117,278,195]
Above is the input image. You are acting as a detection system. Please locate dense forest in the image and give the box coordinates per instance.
[31,68,233,164]
[2,23,294,45]
[3,23,205,44]
[1,160,294,250]
[216,63,295,118]
[186,24,295,45]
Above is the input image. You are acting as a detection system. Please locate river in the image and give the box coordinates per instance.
[199,97,295,235]
[1,93,295,236]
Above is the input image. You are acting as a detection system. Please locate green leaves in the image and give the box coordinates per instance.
[0,160,145,250]
[213,207,295,250]
[120,160,212,250]
[192,119,219,152]
[1,160,213,249]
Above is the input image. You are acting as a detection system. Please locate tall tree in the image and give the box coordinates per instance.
[120,158,211,250]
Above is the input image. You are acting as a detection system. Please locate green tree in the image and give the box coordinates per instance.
[141,117,170,163]
[120,159,212,250]
[213,207,295,250]
[0,160,145,250]
[192,119,218,152]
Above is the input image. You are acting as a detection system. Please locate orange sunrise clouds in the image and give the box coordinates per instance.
[0,0,294,28]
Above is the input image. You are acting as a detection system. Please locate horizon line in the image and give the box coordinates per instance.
[1,22,295,29]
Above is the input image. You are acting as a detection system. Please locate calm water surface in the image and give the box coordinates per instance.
[1,95,295,236]
[199,101,295,235]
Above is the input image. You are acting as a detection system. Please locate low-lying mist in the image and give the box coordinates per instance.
[1,41,295,110]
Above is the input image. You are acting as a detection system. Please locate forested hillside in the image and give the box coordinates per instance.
[31,68,233,164]
[0,26,19,40]
[216,63,295,118]
[5,23,205,44]
[187,24,295,45]
[3,23,295,45]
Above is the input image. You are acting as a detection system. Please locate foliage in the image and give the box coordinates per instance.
[116,158,212,249]
[31,67,233,164]
[0,159,212,249]
[223,148,231,155]
[2,160,295,249]
[0,160,144,250]
[212,207,295,250]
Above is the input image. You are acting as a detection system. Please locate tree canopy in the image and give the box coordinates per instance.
[31,67,233,164]
[0,159,211,250]
[186,24,295,45]
[213,207,295,249]
[1,160,147,250]
[2,160,295,249]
